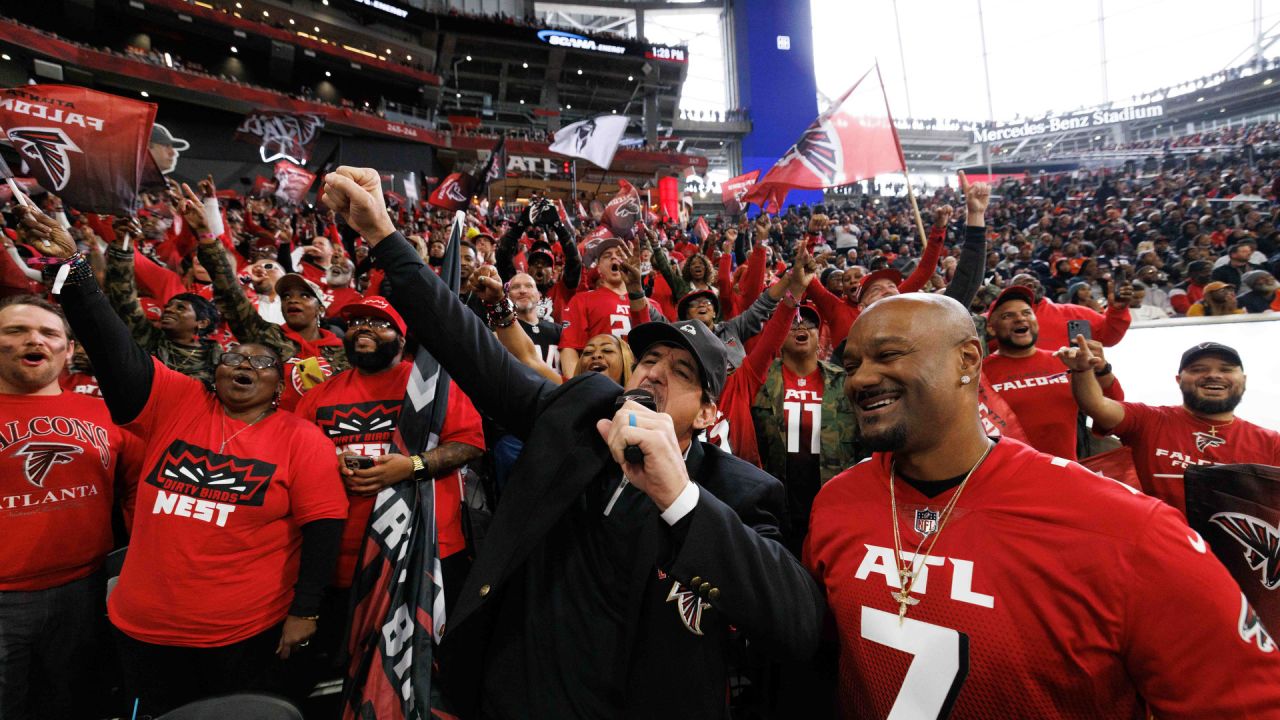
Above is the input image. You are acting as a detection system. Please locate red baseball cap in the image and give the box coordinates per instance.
[340,295,406,336]
[856,268,903,304]
[987,285,1036,319]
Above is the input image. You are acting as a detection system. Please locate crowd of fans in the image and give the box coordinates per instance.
[1,115,1279,717]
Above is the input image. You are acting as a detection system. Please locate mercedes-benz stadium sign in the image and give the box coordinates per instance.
[973,104,1164,143]
[537,29,627,55]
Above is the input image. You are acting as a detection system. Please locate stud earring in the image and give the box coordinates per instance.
[960,375,972,385]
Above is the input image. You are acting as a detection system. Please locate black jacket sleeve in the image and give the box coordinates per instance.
[495,222,525,283]
[370,232,554,440]
[56,273,155,425]
[554,222,581,290]
[289,518,343,616]
[944,224,989,309]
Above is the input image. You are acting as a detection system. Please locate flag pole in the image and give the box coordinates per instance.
[874,62,929,247]
[571,160,578,205]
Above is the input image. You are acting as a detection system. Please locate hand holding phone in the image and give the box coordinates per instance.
[1066,319,1092,343]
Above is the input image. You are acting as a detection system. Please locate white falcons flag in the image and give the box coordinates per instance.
[549,114,629,170]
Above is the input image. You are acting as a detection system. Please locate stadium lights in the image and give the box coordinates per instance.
[230,45,238,53]
[140,91,150,97]
[322,0,328,4]
[456,92,462,98]
[1266,78,1274,86]
[234,1,241,6]
[628,75,634,81]
[465,55,472,61]
[522,62,529,68]
[1196,96,1204,102]
[611,109,617,114]
[315,26,320,32]
[519,99,525,104]
[325,71,331,77]
[262,9,268,16]
[1221,108,1227,113]
[577,68,583,75]
[289,18,295,24]
[566,103,572,109]
[406,54,412,60]
[1,54,10,61]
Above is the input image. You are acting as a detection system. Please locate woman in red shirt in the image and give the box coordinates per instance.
[22,204,348,717]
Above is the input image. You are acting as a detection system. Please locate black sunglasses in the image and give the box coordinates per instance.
[219,352,279,370]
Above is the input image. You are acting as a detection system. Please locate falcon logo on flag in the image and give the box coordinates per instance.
[1194,430,1227,452]
[6,127,82,191]
[1237,593,1277,652]
[666,581,710,636]
[16,442,82,487]
[779,119,843,186]
[1211,512,1280,590]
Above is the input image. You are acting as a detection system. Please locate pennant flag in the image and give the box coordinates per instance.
[0,85,156,214]
[602,179,642,240]
[549,114,629,170]
[743,64,906,213]
[693,216,711,243]
[233,111,325,165]
[472,136,506,197]
[344,211,465,720]
[1185,463,1280,648]
[721,170,759,215]
[272,160,316,205]
[658,176,680,222]
[976,376,1028,444]
[554,198,574,231]
[428,172,474,211]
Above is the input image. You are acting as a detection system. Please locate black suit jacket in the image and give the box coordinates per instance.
[371,233,826,718]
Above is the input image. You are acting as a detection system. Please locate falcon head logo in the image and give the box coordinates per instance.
[314,401,401,441]
[1211,512,1280,589]
[573,119,597,153]
[6,127,83,191]
[1237,592,1276,653]
[439,176,467,203]
[778,118,844,186]
[666,580,711,636]
[15,442,82,487]
[1194,430,1227,453]
[145,440,276,507]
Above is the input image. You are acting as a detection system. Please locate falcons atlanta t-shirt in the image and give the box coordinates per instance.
[559,287,632,351]
[0,392,123,591]
[982,349,1080,459]
[110,359,348,647]
[294,362,485,587]
[804,438,1280,719]
[1107,403,1280,516]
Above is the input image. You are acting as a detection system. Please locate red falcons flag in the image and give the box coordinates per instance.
[273,160,316,205]
[721,170,759,215]
[0,85,156,214]
[976,376,1028,444]
[427,172,474,211]
[603,179,641,240]
[693,216,711,243]
[743,64,905,213]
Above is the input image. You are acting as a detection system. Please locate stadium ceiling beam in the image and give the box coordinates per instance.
[537,0,721,13]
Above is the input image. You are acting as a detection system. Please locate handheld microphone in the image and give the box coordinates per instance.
[615,388,656,466]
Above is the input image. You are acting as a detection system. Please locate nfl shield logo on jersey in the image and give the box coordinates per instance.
[914,508,939,536]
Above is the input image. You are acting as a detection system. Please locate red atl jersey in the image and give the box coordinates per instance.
[1107,403,1280,516]
[294,362,485,587]
[559,287,633,351]
[0,392,124,590]
[781,365,823,455]
[804,438,1280,719]
[110,360,348,647]
[60,370,102,397]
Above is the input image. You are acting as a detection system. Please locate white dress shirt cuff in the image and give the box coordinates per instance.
[660,482,700,525]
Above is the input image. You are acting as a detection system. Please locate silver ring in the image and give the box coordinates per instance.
[297,641,310,648]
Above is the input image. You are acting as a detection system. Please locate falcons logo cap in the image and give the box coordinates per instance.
[1179,342,1243,372]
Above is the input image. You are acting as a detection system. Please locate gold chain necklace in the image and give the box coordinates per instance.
[219,407,272,453]
[888,440,994,625]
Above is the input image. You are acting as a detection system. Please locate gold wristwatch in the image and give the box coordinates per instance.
[410,453,430,480]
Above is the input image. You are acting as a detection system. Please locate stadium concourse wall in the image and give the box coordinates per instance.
[1104,314,1280,431]
[731,0,821,208]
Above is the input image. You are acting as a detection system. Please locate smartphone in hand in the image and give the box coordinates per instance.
[1066,319,1092,343]
[344,455,375,471]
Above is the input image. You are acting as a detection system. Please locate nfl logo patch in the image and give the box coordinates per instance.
[914,508,939,536]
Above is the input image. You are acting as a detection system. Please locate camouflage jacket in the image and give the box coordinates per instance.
[195,241,349,379]
[104,246,220,386]
[752,358,862,486]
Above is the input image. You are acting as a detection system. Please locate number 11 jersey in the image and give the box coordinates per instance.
[803,437,1280,719]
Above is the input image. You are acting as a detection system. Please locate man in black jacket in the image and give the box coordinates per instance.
[320,166,825,718]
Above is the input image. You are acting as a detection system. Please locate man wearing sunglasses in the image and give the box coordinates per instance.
[751,303,859,553]
[294,296,484,676]
[247,259,286,324]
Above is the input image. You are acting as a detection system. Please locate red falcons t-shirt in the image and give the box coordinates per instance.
[294,362,485,587]
[804,438,1280,719]
[1108,403,1280,516]
[0,392,123,590]
[559,287,632,351]
[982,350,1080,459]
[110,359,348,647]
